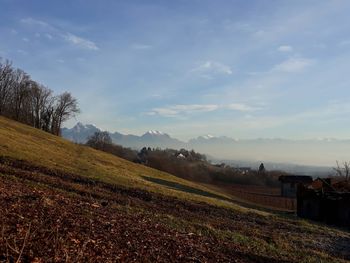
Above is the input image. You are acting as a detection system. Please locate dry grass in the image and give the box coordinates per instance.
[0,162,349,262]
[1,116,350,262]
[0,116,251,212]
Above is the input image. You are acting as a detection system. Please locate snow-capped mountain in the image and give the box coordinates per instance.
[141,131,170,141]
[140,130,184,148]
[61,122,350,168]
[61,124,184,149]
[144,130,165,136]
[61,122,100,143]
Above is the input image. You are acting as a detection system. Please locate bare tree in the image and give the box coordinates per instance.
[0,59,14,115]
[52,92,80,135]
[0,58,80,136]
[30,83,53,128]
[11,69,31,121]
[345,162,350,181]
[41,98,56,132]
[334,161,350,181]
[86,131,112,151]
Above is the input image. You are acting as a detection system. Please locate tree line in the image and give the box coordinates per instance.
[0,58,79,135]
[86,131,281,187]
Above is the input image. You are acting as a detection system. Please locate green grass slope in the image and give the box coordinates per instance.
[0,116,245,210]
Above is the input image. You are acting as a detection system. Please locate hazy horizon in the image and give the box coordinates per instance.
[65,121,350,142]
[62,122,349,167]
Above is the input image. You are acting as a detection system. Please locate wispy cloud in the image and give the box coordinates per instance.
[63,33,99,50]
[45,33,53,40]
[226,103,262,112]
[253,29,267,38]
[191,61,233,77]
[148,104,219,117]
[339,39,350,47]
[147,103,261,117]
[21,17,51,28]
[223,21,253,33]
[131,43,152,50]
[17,49,27,55]
[277,45,293,52]
[272,57,314,73]
[20,17,99,51]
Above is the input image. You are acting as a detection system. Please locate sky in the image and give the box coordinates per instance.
[1,0,350,141]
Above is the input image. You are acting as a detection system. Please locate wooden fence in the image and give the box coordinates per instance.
[231,190,296,211]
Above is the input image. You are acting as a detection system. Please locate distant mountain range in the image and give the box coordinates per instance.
[61,123,100,143]
[61,122,350,174]
[61,123,241,148]
[62,123,184,149]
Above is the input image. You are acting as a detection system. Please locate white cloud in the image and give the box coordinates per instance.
[148,104,219,117]
[63,33,99,50]
[253,30,267,38]
[272,57,314,73]
[223,21,253,32]
[20,17,98,51]
[226,103,262,112]
[173,104,219,112]
[339,39,350,47]
[147,103,262,117]
[147,108,178,117]
[131,43,152,50]
[150,94,162,99]
[20,18,51,28]
[17,49,27,55]
[45,33,53,40]
[22,37,29,42]
[278,45,293,52]
[191,61,233,76]
[224,99,350,133]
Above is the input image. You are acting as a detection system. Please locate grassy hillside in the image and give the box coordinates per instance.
[1,116,350,262]
[0,116,240,209]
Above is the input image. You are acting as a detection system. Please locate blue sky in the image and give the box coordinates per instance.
[1,0,350,140]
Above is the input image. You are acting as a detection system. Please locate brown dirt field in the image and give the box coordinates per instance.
[1,157,350,262]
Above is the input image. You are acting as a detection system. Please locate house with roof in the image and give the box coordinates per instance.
[176,153,186,159]
[278,175,313,198]
[297,178,350,227]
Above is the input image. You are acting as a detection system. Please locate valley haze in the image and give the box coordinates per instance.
[62,122,343,173]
